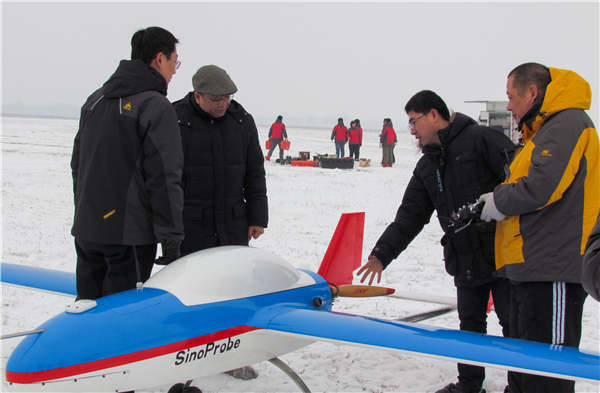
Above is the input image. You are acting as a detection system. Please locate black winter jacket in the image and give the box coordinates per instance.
[71,59,184,246]
[371,113,515,287]
[173,93,268,251]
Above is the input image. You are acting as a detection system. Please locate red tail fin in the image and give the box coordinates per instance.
[317,212,365,285]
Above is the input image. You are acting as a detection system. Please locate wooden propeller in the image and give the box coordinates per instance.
[329,284,395,298]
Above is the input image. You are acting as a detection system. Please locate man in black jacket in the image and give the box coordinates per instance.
[357,90,515,393]
[172,65,268,381]
[71,26,184,300]
[173,65,268,255]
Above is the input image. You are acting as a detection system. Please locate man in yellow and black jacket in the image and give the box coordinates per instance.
[479,63,599,393]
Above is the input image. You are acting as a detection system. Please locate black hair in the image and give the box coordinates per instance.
[383,118,393,127]
[404,90,450,121]
[276,115,283,121]
[131,26,179,65]
[354,119,361,126]
[508,62,551,100]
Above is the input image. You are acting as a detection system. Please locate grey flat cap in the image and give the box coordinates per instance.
[192,65,238,95]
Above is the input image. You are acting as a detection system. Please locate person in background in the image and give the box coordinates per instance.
[358,90,515,393]
[331,117,348,158]
[379,118,396,167]
[479,63,599,393]
[172,64,268,382]
[267,114,288,163]
[71,26,183,301]
[583,214,600,302]
[348,118,363,161]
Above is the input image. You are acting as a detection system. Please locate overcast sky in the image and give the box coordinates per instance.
[2,1,598,129]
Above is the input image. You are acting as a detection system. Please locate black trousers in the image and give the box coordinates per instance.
[267,138,283,161]
[349,144,360,161]
[75,239,156,300]
[508,281,587,393]
[456,278,511,391]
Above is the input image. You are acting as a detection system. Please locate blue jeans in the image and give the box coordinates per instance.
[335,142,345,158]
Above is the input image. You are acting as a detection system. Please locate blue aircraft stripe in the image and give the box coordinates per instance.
[1,263,76,296]
[262,307,600,382]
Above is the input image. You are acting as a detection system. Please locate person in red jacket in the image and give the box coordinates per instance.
[348,118,363,161]
[267,115,288,162]
[380,118,397,167]
[331,117,348,158]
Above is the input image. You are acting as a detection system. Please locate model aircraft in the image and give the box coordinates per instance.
[1,212,599,392]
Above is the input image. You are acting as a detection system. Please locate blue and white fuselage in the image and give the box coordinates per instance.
[4,246,600,392]
[6,247,323,392]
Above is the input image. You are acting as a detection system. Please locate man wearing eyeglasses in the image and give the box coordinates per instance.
[173,64,267,255]
[358,90,516,393]
[71,26,183,301]
[172,66,267,381]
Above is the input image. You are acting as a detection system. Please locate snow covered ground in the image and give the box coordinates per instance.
[1,115,599,393]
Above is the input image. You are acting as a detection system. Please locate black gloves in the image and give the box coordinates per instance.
[155,239,181,265]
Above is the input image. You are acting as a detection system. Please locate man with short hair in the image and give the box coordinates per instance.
[172,65,268,382]
[71,26,183,300]
[479,63,599,393]
[358,90,515,393]
[331,117,348,158]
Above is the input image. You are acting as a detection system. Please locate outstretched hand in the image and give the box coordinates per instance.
[356,255,384,285]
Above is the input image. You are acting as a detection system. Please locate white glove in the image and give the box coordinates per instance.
[478,192,506,222]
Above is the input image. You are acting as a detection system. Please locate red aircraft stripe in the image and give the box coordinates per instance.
[6,325,259,384]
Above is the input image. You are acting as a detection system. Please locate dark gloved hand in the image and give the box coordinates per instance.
[155,240,181,265]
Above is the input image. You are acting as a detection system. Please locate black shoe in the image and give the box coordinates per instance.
[434,382,486,393]
[168,382,202,393]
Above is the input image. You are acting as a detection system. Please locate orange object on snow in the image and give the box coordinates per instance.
[290,160,316,167]
[265,139,271,150]
[281,139,291,150]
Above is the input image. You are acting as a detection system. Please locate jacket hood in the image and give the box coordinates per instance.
[523,67,591,140]
[103,59,168,98]
[438,112,476,146]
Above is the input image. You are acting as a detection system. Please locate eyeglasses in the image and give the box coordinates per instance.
[175,60,181,70]
[205,94,233,103]
[408,112,428,129]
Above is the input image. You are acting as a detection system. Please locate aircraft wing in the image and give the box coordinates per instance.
[255,306,599,383]
[0,263,76,297]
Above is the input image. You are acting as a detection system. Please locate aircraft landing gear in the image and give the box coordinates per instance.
[269,357,311,393]
[167,379,202,393]
[167,358,310,393]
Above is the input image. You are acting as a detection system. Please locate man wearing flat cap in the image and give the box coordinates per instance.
[173,64,268,254]
[171,65,268,380]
